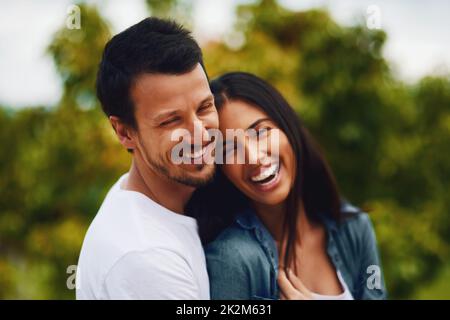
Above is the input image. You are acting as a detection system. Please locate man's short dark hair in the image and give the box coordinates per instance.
[96,17,205,129]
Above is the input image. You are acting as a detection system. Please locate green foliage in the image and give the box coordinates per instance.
[0,4,129,299]
[146,0,193,28]
[48,5,111,110]
[0,1,448,299]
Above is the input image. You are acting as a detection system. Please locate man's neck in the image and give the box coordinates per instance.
[123,159,195,214]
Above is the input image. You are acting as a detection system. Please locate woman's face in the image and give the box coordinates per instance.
[218,99,296,206]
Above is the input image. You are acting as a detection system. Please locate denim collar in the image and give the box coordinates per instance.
[236,206,339,233]
[232,203,372,299]
[318,211,339,233]
[235,207,280,272]
[234,206,344,272]
[234,206,349,300]
[235,206,264,230]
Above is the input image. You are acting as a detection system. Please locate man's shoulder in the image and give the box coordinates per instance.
[82,180,187,252]
[77,245,198,300]
[77,191,183,284]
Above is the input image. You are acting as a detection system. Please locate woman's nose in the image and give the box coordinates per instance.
[246,139,269,165]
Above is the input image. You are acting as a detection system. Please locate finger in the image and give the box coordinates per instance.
[287,269,313,299]
[279,285,307,300]
[278,269,306,300]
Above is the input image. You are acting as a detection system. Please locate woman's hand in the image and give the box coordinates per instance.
[278,268,313,300]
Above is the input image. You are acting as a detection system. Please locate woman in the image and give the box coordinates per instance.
[187,72,387,300]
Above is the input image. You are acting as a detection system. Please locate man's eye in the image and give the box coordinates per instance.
[198,104,212,113]
[160,117,179,126]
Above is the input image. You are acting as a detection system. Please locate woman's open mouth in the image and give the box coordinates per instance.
[249,161,281,191]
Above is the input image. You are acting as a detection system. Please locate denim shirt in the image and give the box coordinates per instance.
[204,203,387,300]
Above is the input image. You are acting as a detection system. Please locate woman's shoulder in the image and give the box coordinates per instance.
[339,203,375,235]
[204,222,274,299]
[331,203,379,260]
[204,222,263,260]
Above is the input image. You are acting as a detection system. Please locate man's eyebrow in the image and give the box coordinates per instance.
[197,94,214,108]
[246,118,271,130]
[153,95,214,123]
[153,110,179,123]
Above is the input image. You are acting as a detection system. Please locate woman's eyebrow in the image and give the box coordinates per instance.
[221,118,272,147]
[246,118,271,130]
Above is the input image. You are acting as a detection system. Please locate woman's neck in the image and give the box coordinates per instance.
[251,201,286,242]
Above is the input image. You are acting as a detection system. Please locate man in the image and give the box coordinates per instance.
[76,17,218,299]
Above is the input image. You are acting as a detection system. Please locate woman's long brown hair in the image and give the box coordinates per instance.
[187,72,348,272]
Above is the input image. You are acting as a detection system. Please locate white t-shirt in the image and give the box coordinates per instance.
[76,173,210,300]
[310,271,354,300]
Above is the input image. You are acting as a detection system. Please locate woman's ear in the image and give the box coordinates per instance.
[109,116,136,151]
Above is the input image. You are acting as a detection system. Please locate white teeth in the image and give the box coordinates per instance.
[183,147,207,159]
[251,162,279,182]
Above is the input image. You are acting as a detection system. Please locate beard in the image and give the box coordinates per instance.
[136,133,216,188]
[147,153,215,188]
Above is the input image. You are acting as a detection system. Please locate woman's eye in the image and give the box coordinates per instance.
[256,127,271,137]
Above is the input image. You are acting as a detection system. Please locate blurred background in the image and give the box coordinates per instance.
[0,0,449,299]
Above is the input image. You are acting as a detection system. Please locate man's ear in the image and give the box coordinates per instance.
[109,116,136,151]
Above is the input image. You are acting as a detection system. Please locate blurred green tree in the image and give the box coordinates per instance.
[0,4,129,299]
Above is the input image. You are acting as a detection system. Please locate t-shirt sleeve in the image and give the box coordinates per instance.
[103,247,201,300]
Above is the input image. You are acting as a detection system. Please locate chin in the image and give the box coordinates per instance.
[255,193,289,206]
[244,178,290,204]
[187,164,216,182]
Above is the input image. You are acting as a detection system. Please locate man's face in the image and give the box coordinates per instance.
[129,63,219,187]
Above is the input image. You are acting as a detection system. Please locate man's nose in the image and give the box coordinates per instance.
[185,119,210,145]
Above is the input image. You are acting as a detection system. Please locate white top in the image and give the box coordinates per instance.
[310,270,354,300]
[76,173,210,300]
